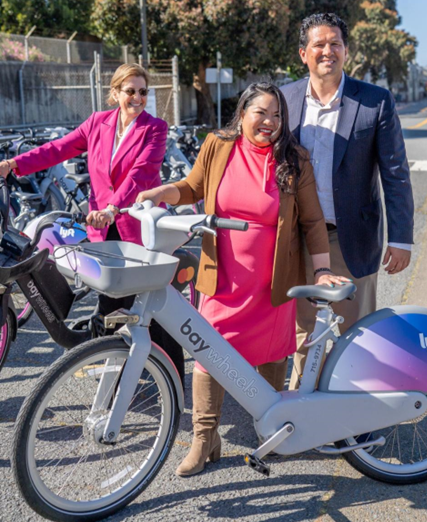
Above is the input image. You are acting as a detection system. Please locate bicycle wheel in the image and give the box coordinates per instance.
[11,282,34,327]
[336,412,427,484]
[12,336,180,521]
[185,278,200,308]
[44,184,65,212]
[0,310,14,371]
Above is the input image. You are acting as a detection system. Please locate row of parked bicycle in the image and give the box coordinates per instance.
[0,122,208,370]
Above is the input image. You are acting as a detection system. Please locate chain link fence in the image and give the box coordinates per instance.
[0,54,179,129]
[0,32,137,64]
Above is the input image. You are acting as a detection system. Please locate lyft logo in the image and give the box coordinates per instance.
[60,227,75,239]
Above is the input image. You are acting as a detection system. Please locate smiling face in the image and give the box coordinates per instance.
[299,25,348,81]
[115,75,148,119]
[240,93,281,147]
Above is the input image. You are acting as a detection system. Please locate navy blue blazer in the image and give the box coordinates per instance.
[281,74,414,278]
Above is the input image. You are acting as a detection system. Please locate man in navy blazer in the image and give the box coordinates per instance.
[281,13,414,389]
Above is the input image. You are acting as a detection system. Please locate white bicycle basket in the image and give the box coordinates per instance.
[54,241,179,297]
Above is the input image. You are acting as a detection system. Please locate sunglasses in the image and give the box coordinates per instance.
[120,88,149,97]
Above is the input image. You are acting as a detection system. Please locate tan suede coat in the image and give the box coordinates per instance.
[175,134,329,306]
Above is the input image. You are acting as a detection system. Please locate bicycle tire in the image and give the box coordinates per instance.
[44,184,65,212]
[187,278,200,309]
[12,336,180,521]
[0,310,14,371]
[11,283,34,327]
[335,415,427,484]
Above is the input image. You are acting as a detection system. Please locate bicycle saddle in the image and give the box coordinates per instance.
[0,248,49,284]
[10,191,43,202]
[65,173,90,185]
[287,282,357,302]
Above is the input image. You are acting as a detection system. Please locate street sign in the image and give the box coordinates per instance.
[206,68,233,84]
[144,89,157,117]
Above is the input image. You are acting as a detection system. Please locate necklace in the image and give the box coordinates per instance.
[117,117,129,139]
[117,121,125,139]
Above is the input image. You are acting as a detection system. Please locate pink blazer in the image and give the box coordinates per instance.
[13,108,168,244]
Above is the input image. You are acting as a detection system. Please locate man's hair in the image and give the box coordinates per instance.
[299,13,348,49]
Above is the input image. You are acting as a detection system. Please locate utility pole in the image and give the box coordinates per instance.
[139,0,148,66]
[217,52,222,129]
[66,31,78,64]
[24,25,36,61]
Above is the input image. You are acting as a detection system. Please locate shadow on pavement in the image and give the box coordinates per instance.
[109,472,427,521]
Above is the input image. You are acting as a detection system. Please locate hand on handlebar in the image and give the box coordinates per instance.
[136,188,164,207]
[0,160,13,179]
[86,210,113,229]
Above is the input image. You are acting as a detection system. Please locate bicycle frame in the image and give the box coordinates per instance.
[58,204,427,460]
[96,283,427,458]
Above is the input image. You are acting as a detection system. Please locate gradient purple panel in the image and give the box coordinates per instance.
[328,313,427,393]
[25,217,87,255]
[57,248,102,280]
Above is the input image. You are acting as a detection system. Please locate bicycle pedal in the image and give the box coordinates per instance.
[244,454,270,477]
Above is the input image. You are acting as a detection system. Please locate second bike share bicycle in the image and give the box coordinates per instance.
[0,179,199,371]
[10,201,427,521]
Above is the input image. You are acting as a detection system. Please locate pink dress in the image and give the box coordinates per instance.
[196,136,296,371]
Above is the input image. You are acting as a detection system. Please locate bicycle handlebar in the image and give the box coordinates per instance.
[122,202,248,235]
[207,216,249,231]
[0,177,9,234]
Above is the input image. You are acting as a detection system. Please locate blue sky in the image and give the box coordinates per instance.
[397,0,427,67]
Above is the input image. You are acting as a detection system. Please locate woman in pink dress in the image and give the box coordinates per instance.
[136,82,349,476]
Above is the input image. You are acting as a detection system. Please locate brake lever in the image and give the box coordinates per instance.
[191,225,217,237]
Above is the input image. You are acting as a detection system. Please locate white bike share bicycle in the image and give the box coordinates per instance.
[11,202,427,521]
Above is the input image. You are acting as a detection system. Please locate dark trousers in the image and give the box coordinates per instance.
[97,224,185,384]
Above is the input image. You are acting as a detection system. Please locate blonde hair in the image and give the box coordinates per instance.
[107,63,150,106]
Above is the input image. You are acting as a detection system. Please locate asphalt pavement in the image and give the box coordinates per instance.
[2,100,427,522]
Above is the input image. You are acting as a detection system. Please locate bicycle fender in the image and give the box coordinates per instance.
[39,177,56,197]
[319,305,427,394]
[171,248,199,294]
[118,328,184,412]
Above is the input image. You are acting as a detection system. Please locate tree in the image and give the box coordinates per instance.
[346,1,417,86]
[0,0,94,37]
[91,0,294,126]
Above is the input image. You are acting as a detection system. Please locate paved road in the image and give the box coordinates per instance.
[2,100,427,522]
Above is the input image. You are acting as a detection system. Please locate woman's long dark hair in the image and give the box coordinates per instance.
[215,82,300,194]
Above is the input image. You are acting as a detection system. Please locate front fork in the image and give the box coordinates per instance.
[90,294,153,444]
[99,327,151,443]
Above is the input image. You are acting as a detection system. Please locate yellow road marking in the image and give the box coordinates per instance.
[407,116,427,129]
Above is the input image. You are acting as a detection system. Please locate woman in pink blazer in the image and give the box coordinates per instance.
[0,63,167,244]
[0,64,185,380]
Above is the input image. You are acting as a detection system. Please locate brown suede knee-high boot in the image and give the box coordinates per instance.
[176,368,225,477]
[257,358,288,392]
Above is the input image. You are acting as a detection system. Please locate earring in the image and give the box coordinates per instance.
[237,120,242,134]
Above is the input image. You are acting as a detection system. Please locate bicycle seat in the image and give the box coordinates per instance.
[0,248,49,284]
[287,282,357,302]
[10,191,43,202]
[65,173,90,185]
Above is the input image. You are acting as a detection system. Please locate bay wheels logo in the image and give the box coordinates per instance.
[176,265,195,285]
